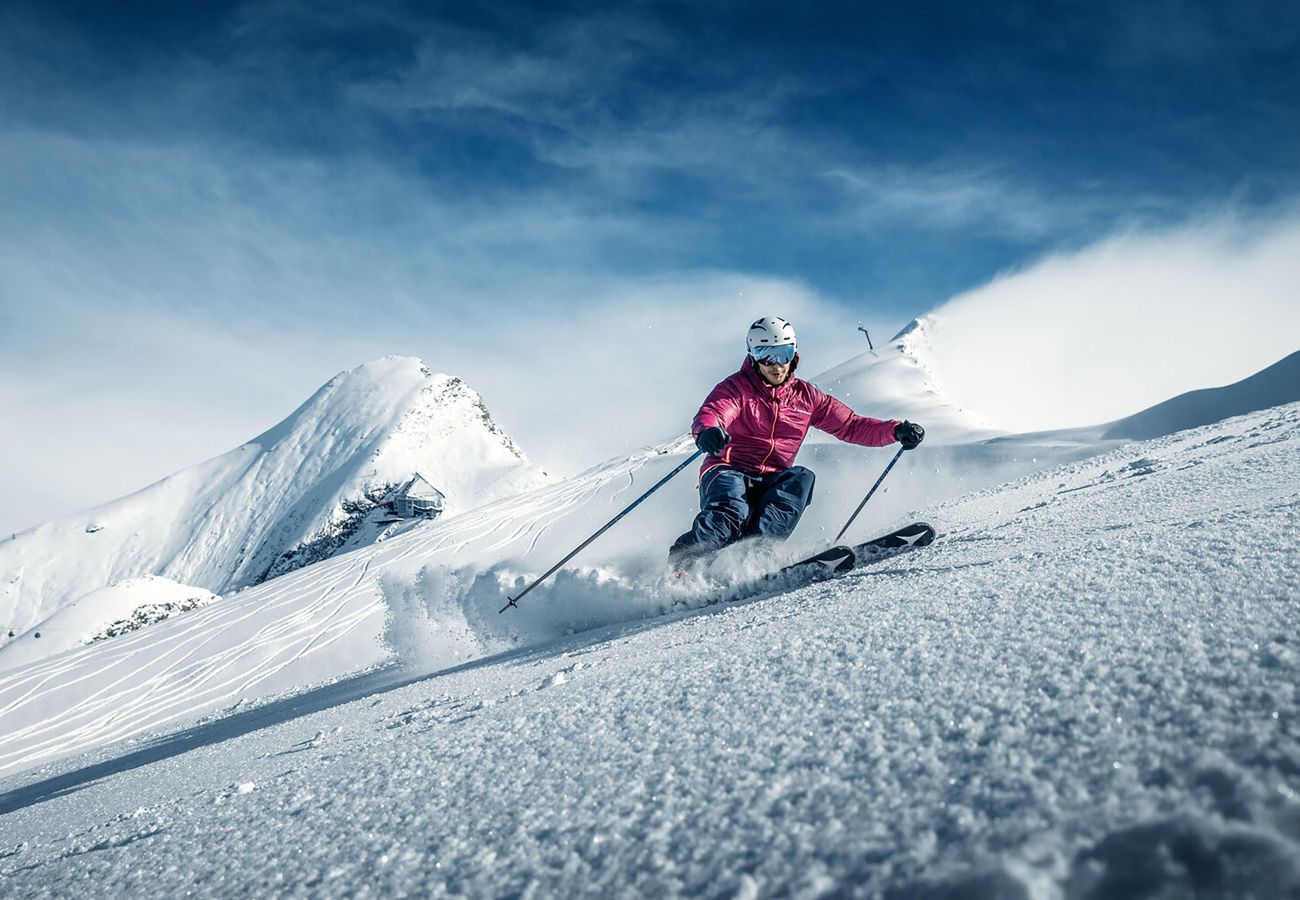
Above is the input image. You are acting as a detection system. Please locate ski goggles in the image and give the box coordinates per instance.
[750,344,796,366]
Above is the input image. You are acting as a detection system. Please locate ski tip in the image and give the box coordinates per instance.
[896,522,936,548]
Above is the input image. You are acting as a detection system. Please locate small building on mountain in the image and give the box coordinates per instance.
[394,474,446,519]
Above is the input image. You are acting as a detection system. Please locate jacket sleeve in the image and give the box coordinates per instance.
[692,378,744,437]
[808,386,900,448]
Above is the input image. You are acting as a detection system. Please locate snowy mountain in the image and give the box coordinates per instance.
[0,336,1297,895]
[0,396,1296,897]
[810,317,1002,444]
[0,357,549,657]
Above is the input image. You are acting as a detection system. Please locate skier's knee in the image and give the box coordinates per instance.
[694,497,748,547]
[706,495,749,521]
[700,470,750,522]
[786,466,815,504]
[704,503,746,536]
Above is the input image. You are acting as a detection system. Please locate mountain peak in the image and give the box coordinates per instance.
[807,313,998,443]
[889,317,926,344]
[0,358,549,653]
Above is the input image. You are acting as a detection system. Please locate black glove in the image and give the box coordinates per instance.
[894,420,924,450]
[695,425,731,455]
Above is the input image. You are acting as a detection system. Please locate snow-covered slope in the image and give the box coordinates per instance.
[0,577,220,673]
[0,400,1296,897]
[810,318,1002,444]
[4,333,1296,774]
[1103,348,1300,440]
[0,366,1293,776]
[0,356,548,644]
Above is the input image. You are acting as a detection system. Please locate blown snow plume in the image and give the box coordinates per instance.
[810,317,1003,445]
[0,356,548,651]
[907,214,1300,433]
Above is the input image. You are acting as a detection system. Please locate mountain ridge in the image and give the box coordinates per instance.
[0,356,547,647]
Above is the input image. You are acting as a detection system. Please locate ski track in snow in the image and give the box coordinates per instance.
[0,403,1296,897]
[0,554,383,772]
[0,451,658,777]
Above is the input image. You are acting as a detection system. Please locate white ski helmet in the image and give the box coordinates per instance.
[746,316,797,359]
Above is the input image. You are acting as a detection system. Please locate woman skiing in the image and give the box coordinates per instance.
[669,316,924,563]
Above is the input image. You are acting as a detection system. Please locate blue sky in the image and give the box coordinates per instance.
[2,0,1299,533]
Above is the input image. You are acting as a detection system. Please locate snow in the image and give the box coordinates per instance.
[810,317,1003,445]
[1,330,1294,782]
[0,424,1116,782]
[11,317,1270,680]
[0,356,548,658]
[1103,348,1300,441]
[0,393,1297,896]
[0,576,218,673]
[911,217,1300,433]
[0,317,1297,897]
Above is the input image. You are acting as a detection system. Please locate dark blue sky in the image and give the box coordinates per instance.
[5,0,1297,308]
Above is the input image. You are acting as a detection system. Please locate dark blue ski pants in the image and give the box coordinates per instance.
[670,465,815,558]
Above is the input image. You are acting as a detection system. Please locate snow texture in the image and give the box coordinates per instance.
[0,423,1117,781]
[0,399,1296,898]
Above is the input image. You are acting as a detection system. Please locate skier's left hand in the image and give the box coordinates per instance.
[894,420,925,450]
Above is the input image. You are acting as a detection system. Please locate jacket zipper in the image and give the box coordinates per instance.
[758,395,779,470]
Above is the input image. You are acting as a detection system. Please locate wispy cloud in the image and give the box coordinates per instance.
[822,166,1075,239]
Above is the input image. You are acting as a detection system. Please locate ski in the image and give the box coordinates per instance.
[674,523,937,607]
[760,521,936,589]
[770,544,857,582]
[848,520,936,565]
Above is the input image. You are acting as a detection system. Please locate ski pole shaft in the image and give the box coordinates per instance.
[500,449,705,613]
[833,446,906,543]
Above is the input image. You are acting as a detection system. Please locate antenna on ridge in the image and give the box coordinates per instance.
[857,322,875,351]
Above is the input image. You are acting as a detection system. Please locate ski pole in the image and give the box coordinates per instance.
[500,449,705,613]
[833,445,906,543]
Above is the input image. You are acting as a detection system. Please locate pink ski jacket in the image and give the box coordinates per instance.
[692,359,900,478]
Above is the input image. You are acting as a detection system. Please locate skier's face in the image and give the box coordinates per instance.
[757,359,791,386]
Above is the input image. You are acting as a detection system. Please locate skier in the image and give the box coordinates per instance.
[669,316,924,564]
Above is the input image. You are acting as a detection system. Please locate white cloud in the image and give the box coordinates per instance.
[6,4,1292,536]
[342,8,673,123]
[463,273,868,476]
[7,117,1296,536]
[0,143,869,535]
[918,211,1300,431]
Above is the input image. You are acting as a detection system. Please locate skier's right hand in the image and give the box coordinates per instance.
[696,426,731,455]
